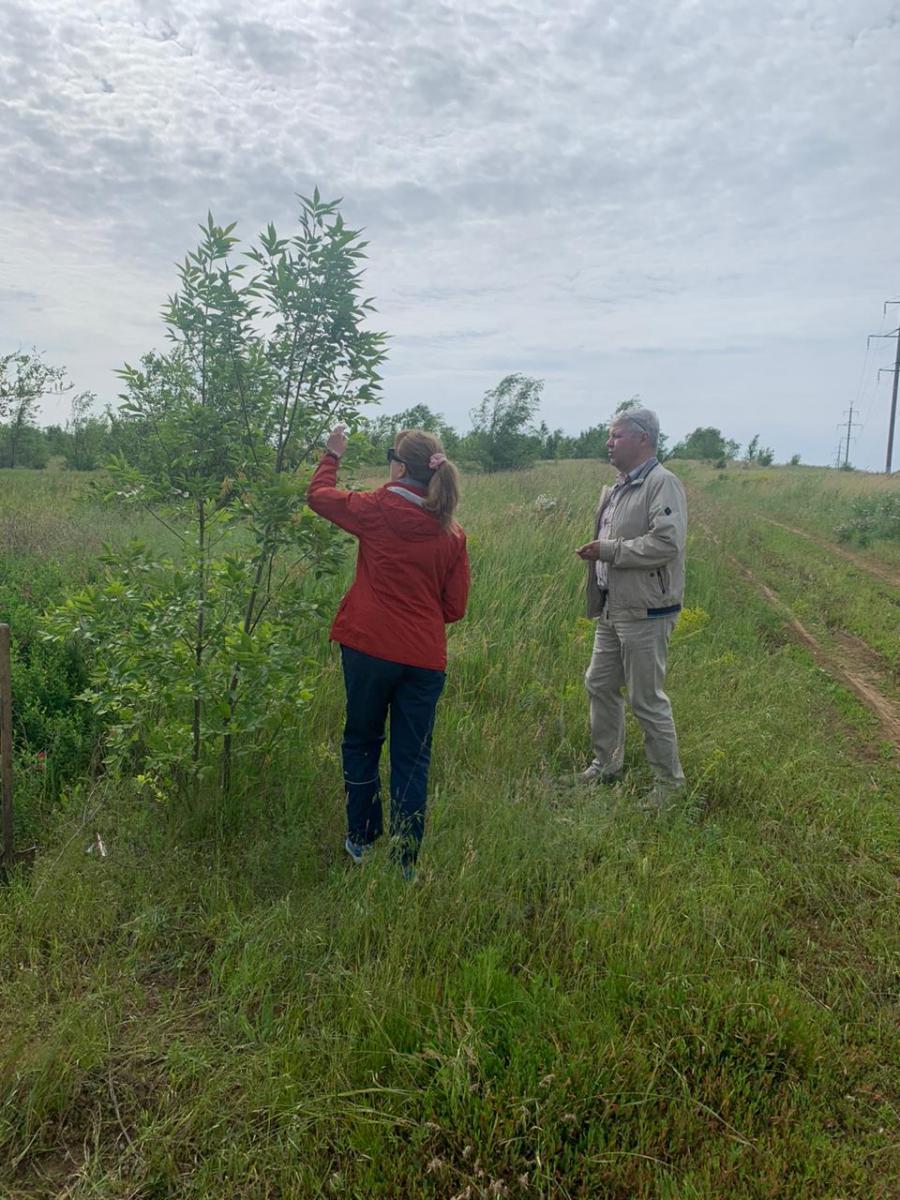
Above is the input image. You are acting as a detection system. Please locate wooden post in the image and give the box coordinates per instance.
[0,624,13,868]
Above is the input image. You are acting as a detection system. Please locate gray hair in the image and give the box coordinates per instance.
[611,407,659,448]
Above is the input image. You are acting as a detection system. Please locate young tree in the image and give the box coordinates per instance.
[669,427,731,461]
[43,424,69,459]
[537,422,568,459]
[390,403,446,434]
[64,391,111,470]
[742,435,773,466]
[570,423,610,459]
[0,349,69,467]
[468,373,544,471]
[360,404,455,452]
[51,192,386,795]
[0,417,49,468]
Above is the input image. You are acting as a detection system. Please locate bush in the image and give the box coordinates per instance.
[0,559,99,828]
[835,494,900,545]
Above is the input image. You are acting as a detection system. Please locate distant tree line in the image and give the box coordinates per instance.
[351,389,780,472]
[666,426,775,467]
[350,387,656,471]
[0,349,110,469]
[3,350,788,473]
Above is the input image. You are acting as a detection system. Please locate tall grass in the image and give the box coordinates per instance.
[0,462,897,1198]
[679,461,900,568]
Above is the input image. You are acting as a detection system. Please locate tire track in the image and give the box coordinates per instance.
[694,515,900,753]
[758,517,900,591]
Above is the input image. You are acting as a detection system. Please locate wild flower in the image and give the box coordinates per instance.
[836,494,900,546]
[672,605,710,643]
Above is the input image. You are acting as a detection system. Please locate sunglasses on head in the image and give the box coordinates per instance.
[386,448,404,464]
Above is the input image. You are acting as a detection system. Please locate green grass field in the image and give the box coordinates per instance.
[1,461,898,1199]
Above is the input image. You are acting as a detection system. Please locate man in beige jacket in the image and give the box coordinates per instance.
[575,408,687,806]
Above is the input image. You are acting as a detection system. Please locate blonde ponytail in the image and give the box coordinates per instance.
[394,429,461,530]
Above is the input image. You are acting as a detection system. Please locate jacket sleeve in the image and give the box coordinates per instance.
[442,537,470,624]
[306,453,374,536]
[597,474,686,568]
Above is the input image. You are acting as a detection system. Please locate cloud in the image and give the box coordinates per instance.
[0,287,42,308]
[1,0,899,464]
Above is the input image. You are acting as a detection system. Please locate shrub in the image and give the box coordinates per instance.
[0,559,98,823]
[835,494,900,545]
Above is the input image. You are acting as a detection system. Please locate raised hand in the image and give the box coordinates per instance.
[326,424,348,458]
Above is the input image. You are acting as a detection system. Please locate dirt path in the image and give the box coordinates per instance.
[758,517,900,591]
[695,516,900,754]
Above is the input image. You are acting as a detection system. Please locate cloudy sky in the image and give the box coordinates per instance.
[2,0,899,467]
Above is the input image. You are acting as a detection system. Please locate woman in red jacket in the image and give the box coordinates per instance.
[307,425,470,877]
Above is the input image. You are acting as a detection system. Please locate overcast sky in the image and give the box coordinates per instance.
[2,0,899,467]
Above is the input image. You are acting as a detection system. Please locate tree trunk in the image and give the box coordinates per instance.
[193,498,206,786]
[220,544,274,796]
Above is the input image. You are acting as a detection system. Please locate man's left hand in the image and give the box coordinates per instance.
[576,540,602,561]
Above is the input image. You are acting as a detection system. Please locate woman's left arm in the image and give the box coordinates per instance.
[442,537,471,623]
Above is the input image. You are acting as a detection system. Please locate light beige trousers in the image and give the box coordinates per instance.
[584,611,685,790]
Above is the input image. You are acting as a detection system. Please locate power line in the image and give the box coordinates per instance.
[858,308,883,434]
[836,401,862,468]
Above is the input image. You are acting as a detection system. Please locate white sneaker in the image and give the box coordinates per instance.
[344,836,373,864]
[576,763,623,785]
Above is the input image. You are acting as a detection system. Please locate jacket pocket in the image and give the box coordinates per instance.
[656,565,670,595]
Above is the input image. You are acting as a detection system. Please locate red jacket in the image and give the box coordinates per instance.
[307,454,470,671]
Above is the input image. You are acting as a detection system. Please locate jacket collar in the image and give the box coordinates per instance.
[394,474,427,494]
[387,485,426,508]
[617,455,658,486]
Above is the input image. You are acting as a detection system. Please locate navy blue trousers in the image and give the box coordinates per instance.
[340,645,446,866]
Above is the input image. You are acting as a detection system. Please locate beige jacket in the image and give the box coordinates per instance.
[586,461,687,619]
